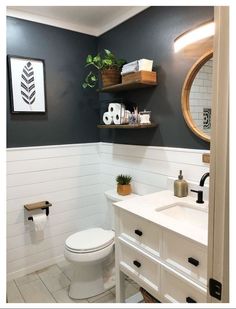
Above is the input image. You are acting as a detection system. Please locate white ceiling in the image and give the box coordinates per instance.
[7,6,148,36]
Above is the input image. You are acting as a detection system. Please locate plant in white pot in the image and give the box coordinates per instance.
[116,174,132,196]
[82,49,126,89]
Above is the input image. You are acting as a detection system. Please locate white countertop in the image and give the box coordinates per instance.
[114,190,208,246]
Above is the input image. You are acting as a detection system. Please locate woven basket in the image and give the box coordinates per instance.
[140,287,159,303]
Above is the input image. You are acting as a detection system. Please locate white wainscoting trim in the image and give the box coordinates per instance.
[7,142,210,280]
[7,255,65,282]
[7,143,104,280]
[99,142,210,196]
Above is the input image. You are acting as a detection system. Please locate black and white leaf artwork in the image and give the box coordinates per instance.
[21,61,36,110]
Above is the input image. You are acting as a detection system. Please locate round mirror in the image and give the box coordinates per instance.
[181,50,213,142]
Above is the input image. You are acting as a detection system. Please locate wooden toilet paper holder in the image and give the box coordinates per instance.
[24,201,52,221]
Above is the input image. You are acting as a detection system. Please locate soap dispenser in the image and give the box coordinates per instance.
[174,170,188,197]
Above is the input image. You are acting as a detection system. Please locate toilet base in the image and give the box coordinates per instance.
[69,263,105,299]
[68,258,115,300]
[64,233,115,300]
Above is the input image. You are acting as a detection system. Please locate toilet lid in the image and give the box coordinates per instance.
[65,228,114,253]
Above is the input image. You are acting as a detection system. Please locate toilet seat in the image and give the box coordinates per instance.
[65,228,114,253]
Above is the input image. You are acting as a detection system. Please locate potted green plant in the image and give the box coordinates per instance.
[116,174,132,196]
[82,49,126,89]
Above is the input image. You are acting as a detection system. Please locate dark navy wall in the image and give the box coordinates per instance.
[98,6,213,149]
[7,7,213,149]
[7,17,100,148]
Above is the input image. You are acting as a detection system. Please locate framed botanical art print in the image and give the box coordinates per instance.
[8,55,47,113]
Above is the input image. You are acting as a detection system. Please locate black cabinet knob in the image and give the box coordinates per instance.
[134,229,143,236]
[188,257,199,267]
[133,260,141,268]
[186,297,197,303]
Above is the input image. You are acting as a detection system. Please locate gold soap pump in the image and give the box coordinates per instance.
[174,170,188,197]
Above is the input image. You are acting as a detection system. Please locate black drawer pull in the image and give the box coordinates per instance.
[188,257,199,267]
[134,229,143,236]
[133,260,141,268]
[186,297,197,303]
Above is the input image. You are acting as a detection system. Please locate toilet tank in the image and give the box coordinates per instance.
[104,189,139,230]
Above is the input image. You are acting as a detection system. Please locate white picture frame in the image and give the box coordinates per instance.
[8,55,47,113]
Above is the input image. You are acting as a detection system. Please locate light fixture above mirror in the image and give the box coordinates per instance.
[174,21,215,53]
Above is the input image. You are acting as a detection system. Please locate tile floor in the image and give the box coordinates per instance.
[7,260,141,303]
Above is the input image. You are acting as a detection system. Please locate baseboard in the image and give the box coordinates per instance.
[7,255,65,281]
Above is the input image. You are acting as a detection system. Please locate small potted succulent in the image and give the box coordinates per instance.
[82,49,126,89]
[116,174,132,196]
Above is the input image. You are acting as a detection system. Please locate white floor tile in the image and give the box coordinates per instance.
[37,265,70,293]
[17,279,56,303]
[52,287,88,303]
[7,263,140,304]
[126,291,143,303]
[111,280,140,299]
[7,280,24,303]
[15,272,39,286]
[88,290,115,303]
[126,282,140,298]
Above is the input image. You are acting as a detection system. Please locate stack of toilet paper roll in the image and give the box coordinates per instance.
[103,103,131,125]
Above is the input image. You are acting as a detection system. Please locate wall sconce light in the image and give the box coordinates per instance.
[174,21,215,52]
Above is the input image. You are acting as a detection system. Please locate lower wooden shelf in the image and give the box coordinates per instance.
[97,123,157,129]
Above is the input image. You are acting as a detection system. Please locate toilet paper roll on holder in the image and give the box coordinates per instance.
[24,201,52,221]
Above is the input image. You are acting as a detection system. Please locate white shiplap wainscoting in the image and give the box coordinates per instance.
[7,142,210,280]
[99,143,210,196]
[7,143,104,280]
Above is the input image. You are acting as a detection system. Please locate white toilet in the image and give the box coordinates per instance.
[64,189,138,299]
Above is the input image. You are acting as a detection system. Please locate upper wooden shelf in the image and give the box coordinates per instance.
[100,71,157,93]
[100,81,157,93]
[97,123,157,129]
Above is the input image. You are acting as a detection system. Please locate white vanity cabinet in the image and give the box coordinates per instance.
[120,209,161,256]
[115,204,208,303]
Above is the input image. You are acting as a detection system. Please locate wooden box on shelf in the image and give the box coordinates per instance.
[122,70,157,84]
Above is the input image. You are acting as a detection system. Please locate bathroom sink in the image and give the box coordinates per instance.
[155,202,208,230]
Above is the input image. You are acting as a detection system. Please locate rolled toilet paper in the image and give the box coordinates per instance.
[113,105,127,125]
[103,112,113,125]
[113,113,122,125]
[32,213,47,232]
[108,103,123,115]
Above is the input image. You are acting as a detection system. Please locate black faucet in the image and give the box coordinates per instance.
[191,172,210,204]
[199,172,210,186]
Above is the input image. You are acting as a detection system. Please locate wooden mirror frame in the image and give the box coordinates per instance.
[181,50,213,142]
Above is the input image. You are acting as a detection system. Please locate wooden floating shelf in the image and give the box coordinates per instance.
[24,201,52,211]
[97,123,157,129]
[100,81,157,92]
[100,71,157,93]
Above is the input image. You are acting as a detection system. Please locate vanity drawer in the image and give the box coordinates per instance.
[119,240,160,289]
[161,268,207,303]
[162,230,207,286]
[120,210,161,255]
